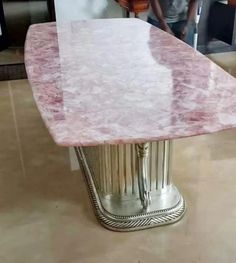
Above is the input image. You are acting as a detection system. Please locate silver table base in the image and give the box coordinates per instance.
[75,140,186,232]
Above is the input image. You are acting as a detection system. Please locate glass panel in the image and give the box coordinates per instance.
[0,0,54,68]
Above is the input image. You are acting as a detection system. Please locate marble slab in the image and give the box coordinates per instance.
[25,19,236,146]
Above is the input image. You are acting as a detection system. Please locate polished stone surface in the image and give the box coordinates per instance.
[25,19,236,147]
[1,79,236,262]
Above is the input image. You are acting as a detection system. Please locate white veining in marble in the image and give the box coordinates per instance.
[25,19,236,146]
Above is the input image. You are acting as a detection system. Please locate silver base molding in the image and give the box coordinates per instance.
[74,140,186,232]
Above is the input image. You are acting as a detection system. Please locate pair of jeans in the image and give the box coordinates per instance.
[147,16,194,47]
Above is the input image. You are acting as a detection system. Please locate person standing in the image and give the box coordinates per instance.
[148,0,198,46]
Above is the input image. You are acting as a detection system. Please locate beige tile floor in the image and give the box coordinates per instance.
[0,48,24,66]
[207,52,236,77]
[1,79,236,262]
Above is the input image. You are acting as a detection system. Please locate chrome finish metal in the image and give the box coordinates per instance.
[74,140,186,231]
[136,143,151,209]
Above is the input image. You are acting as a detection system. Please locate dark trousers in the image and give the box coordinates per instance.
[147,16,194,47]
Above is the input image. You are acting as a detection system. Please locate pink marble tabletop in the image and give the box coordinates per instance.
[25,18,236,147]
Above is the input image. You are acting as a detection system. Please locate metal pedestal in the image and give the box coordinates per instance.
[75,140,185,232]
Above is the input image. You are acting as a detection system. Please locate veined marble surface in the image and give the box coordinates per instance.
[25,19,236,147]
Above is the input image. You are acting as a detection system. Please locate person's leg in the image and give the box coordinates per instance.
[172,20,194,47]
[147,17,175,38]
[171,21,186,39]
[185,23,194,47]
[147,16,161,29]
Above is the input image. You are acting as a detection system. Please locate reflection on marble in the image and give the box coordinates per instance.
[25,19,236,147]
[2,80,236,262]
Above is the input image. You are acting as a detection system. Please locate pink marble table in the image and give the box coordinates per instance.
[25,18,236,147]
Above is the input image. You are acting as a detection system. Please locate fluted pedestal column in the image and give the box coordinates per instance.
[75,140,185,231]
